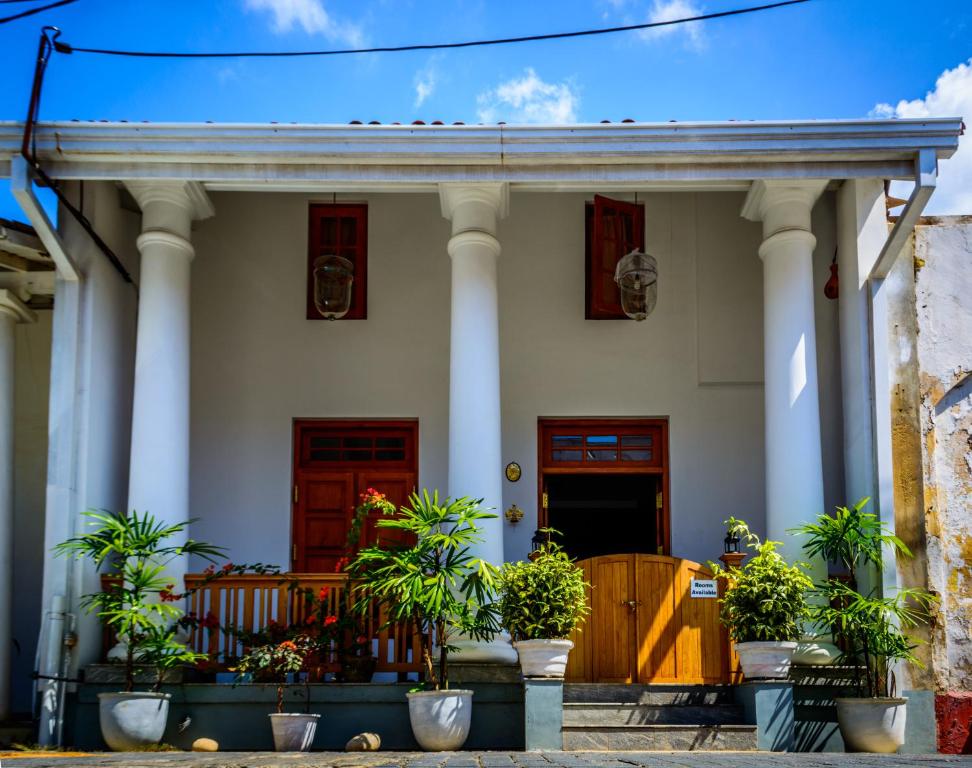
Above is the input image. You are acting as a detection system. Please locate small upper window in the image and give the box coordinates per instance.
[307,203,368,320]
[585,195,645,319]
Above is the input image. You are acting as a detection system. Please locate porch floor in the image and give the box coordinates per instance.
[3,751,969,768]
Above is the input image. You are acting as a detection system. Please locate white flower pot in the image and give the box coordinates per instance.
[514,639,574,678]
[735,640,797,680]
[98,692,170,751]
[269,713,320,751]
[406,689,473,751]
[836,697,907,753]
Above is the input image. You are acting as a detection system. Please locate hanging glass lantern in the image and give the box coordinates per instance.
[614,249,658,321]
[312,255,354,320]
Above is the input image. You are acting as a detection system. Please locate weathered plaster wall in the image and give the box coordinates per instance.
[189,190,843,569]
[10,310,51,714]
[911,218,972,753]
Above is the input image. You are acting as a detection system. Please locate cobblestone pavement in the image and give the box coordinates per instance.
[3,752,972,768]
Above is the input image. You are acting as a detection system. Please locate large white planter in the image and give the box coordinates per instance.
[269,713,320,751]
[98,692,170,751]
[735,640,797,680]
[836,697,907,753]
[406,689,473,751]
[514,639,574,678]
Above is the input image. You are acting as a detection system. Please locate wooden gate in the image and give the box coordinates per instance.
[565,554,733,684]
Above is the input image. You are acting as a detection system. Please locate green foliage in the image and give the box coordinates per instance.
[498,535,589,641]
[709,518,812,643]
[793,498,936,698]
[347,489,500,690]
[54,510,225,692]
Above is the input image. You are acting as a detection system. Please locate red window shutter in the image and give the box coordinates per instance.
[307,203,368,320]
[586,195,645,319]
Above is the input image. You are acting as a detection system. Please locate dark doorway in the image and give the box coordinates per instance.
[546,473,660,561]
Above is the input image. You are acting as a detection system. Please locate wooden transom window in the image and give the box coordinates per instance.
[541,422,663,469]
[586,195,645,320]
[307,203,368,320]
[297,422,416,470]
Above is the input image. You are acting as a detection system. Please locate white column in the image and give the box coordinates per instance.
[125,182,213,591]
[742,180,828,580]
[0,290,37,721]
[439,183,517,664]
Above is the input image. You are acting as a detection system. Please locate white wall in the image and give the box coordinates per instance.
[189,190,844,569]
[11,310,51,713]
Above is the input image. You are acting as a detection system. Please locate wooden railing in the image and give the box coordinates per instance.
[182,572,423,676]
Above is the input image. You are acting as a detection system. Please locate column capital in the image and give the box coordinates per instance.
[439,183,509,235]
[136,230,196,261]
[125,181,215,222]
[0,289,37,324]
[741,179,828,228]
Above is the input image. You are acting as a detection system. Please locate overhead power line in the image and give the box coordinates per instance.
[53,0,814,58]
[0,0,74,24]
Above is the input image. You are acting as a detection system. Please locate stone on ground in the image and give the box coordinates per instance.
[191,737,219,752]
[346,732,381,751]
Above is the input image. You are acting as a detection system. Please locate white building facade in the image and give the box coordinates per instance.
[0,118,964,744]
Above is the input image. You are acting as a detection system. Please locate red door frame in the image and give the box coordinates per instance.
[291,419,419,572]
[537,417,671,556]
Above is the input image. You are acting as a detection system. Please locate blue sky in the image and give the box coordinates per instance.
[1,0,971,219]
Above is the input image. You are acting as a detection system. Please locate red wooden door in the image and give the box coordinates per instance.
[292,420,418,572]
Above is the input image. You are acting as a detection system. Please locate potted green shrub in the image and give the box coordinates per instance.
[709,517,813,679]
[794,498,935,753]
[236,636,320,751]
[348,490,500,751]
[498,534,588,677]
[55,510,220,750]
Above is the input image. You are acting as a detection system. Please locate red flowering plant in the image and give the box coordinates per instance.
[236,636,316,713]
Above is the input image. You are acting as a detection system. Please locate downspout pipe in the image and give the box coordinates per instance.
[866,147,938,606]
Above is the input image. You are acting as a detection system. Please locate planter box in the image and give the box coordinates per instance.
[67,681,524,751]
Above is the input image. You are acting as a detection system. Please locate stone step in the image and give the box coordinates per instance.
[563,702,745,726]
[564,683,735,706]
[562,723,758,751]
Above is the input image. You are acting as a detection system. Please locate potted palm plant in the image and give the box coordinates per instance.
[794,498,935,753]
[55,510,221,750]
[236,636,320,751]
[710,518,813,679]
[347,490,500,751]
[498,534,588,677]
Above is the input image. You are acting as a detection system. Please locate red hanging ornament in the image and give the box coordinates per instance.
[824,250,839,300]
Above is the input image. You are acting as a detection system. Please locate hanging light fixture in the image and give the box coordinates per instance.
[312,255,354,320]
[614,249,658,321]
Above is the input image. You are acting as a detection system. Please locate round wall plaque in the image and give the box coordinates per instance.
[505,462,522,482]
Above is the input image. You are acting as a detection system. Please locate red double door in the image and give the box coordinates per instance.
[291,420,418,573]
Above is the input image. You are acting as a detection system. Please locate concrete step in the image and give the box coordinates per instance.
[563,723,758,751]
[563,702,745,726]
[564,683,735,706]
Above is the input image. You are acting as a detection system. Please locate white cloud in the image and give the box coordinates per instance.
[873,58,972,215]
[244,0,364,46]
[414,62,438,109]
[638,0,705,47]
[476,69,579,124]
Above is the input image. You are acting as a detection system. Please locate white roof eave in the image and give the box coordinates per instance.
[0,117,962,188]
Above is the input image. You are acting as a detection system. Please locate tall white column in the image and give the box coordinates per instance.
[742,180,828,580]
[0,290,37,721]
[439,183,517,664]
[125,182,213,591]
